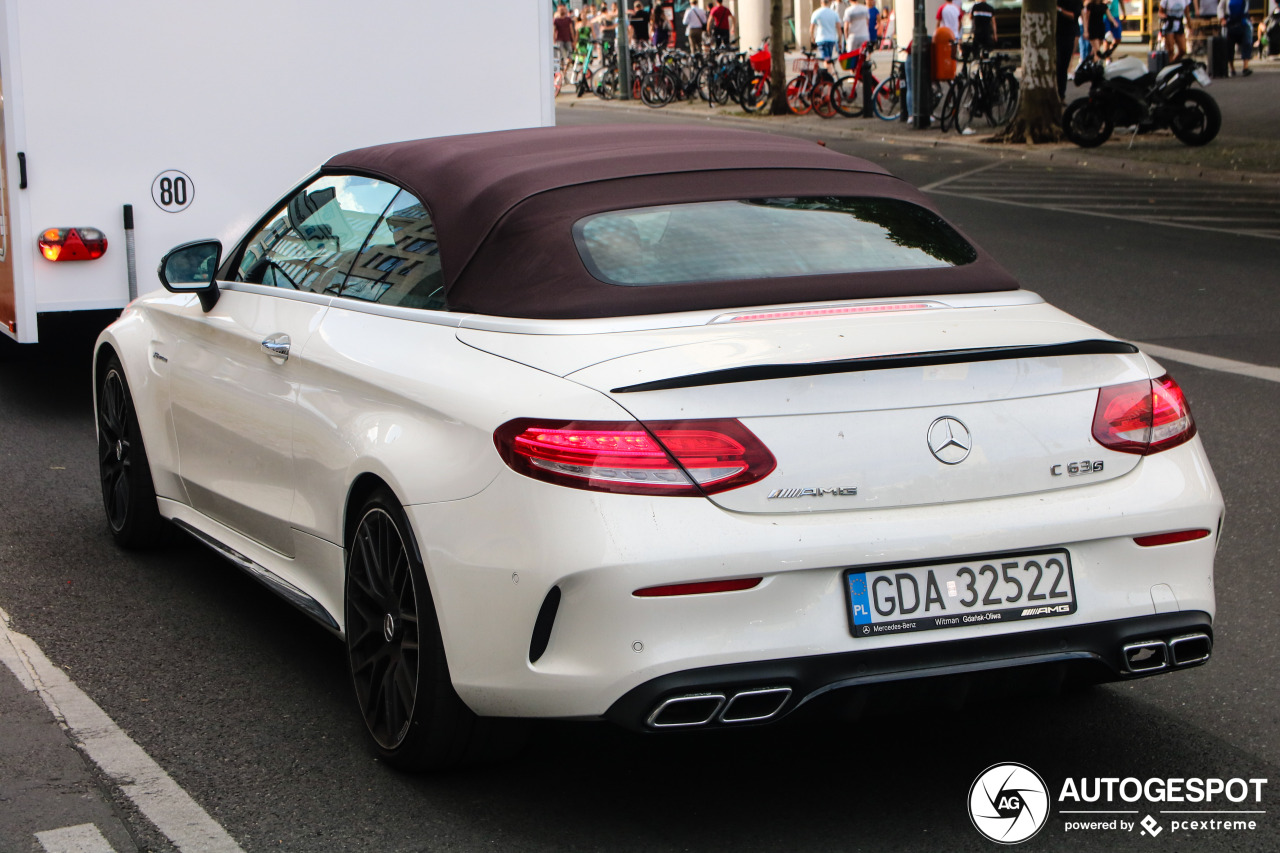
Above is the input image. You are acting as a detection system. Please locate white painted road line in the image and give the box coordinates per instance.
[36,823,116,853]
[0,608,245,853]
[1134,342,1280,384]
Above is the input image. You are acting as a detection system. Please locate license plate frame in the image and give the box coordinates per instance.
[844,549,1076,638]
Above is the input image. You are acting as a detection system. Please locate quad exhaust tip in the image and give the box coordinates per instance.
[1123,632,1212,674]
[648,687,793,729]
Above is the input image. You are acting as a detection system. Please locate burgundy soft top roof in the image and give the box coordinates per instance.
[324,125,1018,319]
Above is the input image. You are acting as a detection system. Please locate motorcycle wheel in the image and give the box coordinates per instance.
[1169,88,1221,147]
[1062,98,1114,148]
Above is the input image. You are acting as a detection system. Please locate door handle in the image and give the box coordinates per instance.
[261,334,291,361]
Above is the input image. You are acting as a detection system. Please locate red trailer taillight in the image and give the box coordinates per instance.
[39,227,107,261]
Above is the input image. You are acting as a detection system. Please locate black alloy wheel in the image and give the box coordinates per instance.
[1169,88,1221,146]
[97,355,166,548]
[344,487,527,769]
[1063,98,1115,147]
[346,502,421,752]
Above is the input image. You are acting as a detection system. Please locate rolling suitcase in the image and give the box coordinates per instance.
[1148,46,1167,75]
[1207,34,1230,77]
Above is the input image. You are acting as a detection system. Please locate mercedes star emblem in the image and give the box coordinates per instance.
[928,416,972,465]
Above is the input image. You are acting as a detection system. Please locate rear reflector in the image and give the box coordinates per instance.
[713,302,938,324]
[1092,374,1196,455]
[494,418,776,496]
[634,578,762,597]
[39,227,108,261]
[1133,529,1211,547]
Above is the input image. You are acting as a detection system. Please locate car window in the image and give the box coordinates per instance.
[235,175,400,293]
[573,197,978,287]
[337,190,446,310]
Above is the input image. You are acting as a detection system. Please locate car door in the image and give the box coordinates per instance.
[168,174,401,556]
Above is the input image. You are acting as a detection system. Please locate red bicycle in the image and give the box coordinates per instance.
[831,42,876,117]
[786,50,837,117]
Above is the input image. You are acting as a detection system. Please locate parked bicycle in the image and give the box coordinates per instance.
[938,43,1020,133]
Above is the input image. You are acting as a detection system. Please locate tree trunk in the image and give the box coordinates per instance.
[992,0,1064,143]
[770,0,790,114]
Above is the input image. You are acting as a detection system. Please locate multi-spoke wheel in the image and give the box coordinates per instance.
[345,487,526,770]
[97,354,166,548]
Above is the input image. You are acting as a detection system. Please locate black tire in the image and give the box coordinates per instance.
[871,76,903,121]
[954,81,981,133]
[97,354,168,548]
[1062,98,1114,147]
[640,69,675,107]
[990,73,1020,126]
[345,487,526,770]
[1169,88,1221,146]
[832,74,864,117]
[738,72,770,112]
[939,81,962,133]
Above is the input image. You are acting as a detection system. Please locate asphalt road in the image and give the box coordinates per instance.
[0,107,1276,853]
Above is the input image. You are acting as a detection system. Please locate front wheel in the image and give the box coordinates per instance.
[871,76,903,121]
[345,487,526,770]
[786,75,812,115]
[832,74,864,117]
[1169,88,1221,146]
[1063,98,1115,147]
[739,72,770,112]
[97,354,167,548]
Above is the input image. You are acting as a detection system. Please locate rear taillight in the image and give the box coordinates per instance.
[494,418,776,496]
[1092,374,1196,455]
[38,227,108,261]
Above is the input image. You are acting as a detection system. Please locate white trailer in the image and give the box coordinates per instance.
[0,0,553,343]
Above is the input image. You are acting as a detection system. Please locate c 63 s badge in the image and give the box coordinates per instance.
[768,486,858,499]
[1051,460,1104,477]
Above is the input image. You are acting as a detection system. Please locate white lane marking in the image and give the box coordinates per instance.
[916,160,1003,193]
[0,607,245,853]
[36,823,116,853]
[1134,342,1280,384]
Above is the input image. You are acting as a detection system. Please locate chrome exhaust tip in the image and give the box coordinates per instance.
[719,687,792,724]
[647,693,726,728]
[1123,640,1169,673]
[1169,633,1212,666]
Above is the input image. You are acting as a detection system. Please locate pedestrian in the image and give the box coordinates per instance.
[1056,0,1083,97]
[601,2,619,48]
[1107,0,1126,49]
[938,0,962,37]
[812,0,842,71]
[971,0,998,51]
[1084,0,1118,60]
[684,0,709,51]
[1159,0,1191,62]
[867,0,881,48]
[708,0,735,48]
[553,4,577,68]
[1220,0,1254,74]
[630,1,650,47]
[843,0,871,54]
[651,3,669,47]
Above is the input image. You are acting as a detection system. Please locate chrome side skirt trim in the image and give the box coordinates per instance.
[172,519,340,632]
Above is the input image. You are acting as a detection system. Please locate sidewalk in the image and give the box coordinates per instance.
[557,44,1280,185]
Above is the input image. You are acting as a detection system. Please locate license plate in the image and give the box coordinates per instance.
[1193,68,1211,86]
[844,550,1076,637]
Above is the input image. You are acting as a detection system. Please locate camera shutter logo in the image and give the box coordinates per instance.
[968,763,1051,844]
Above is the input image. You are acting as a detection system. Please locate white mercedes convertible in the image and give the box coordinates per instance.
[94,125,1222,769]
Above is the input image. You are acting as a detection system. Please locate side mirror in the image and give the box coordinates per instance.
[159,239,223,312]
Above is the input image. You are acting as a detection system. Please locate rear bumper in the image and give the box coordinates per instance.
[604,611,1213,731]
[406,437,1221,721]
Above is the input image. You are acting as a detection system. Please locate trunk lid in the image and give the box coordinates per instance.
[458,301,1151,514]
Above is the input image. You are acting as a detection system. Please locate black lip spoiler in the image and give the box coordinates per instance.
[610,340,1140,393]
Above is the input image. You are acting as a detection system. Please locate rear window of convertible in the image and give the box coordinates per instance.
[572,197,978,286]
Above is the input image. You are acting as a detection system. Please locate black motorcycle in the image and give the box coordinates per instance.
[1062,54,1220,148]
